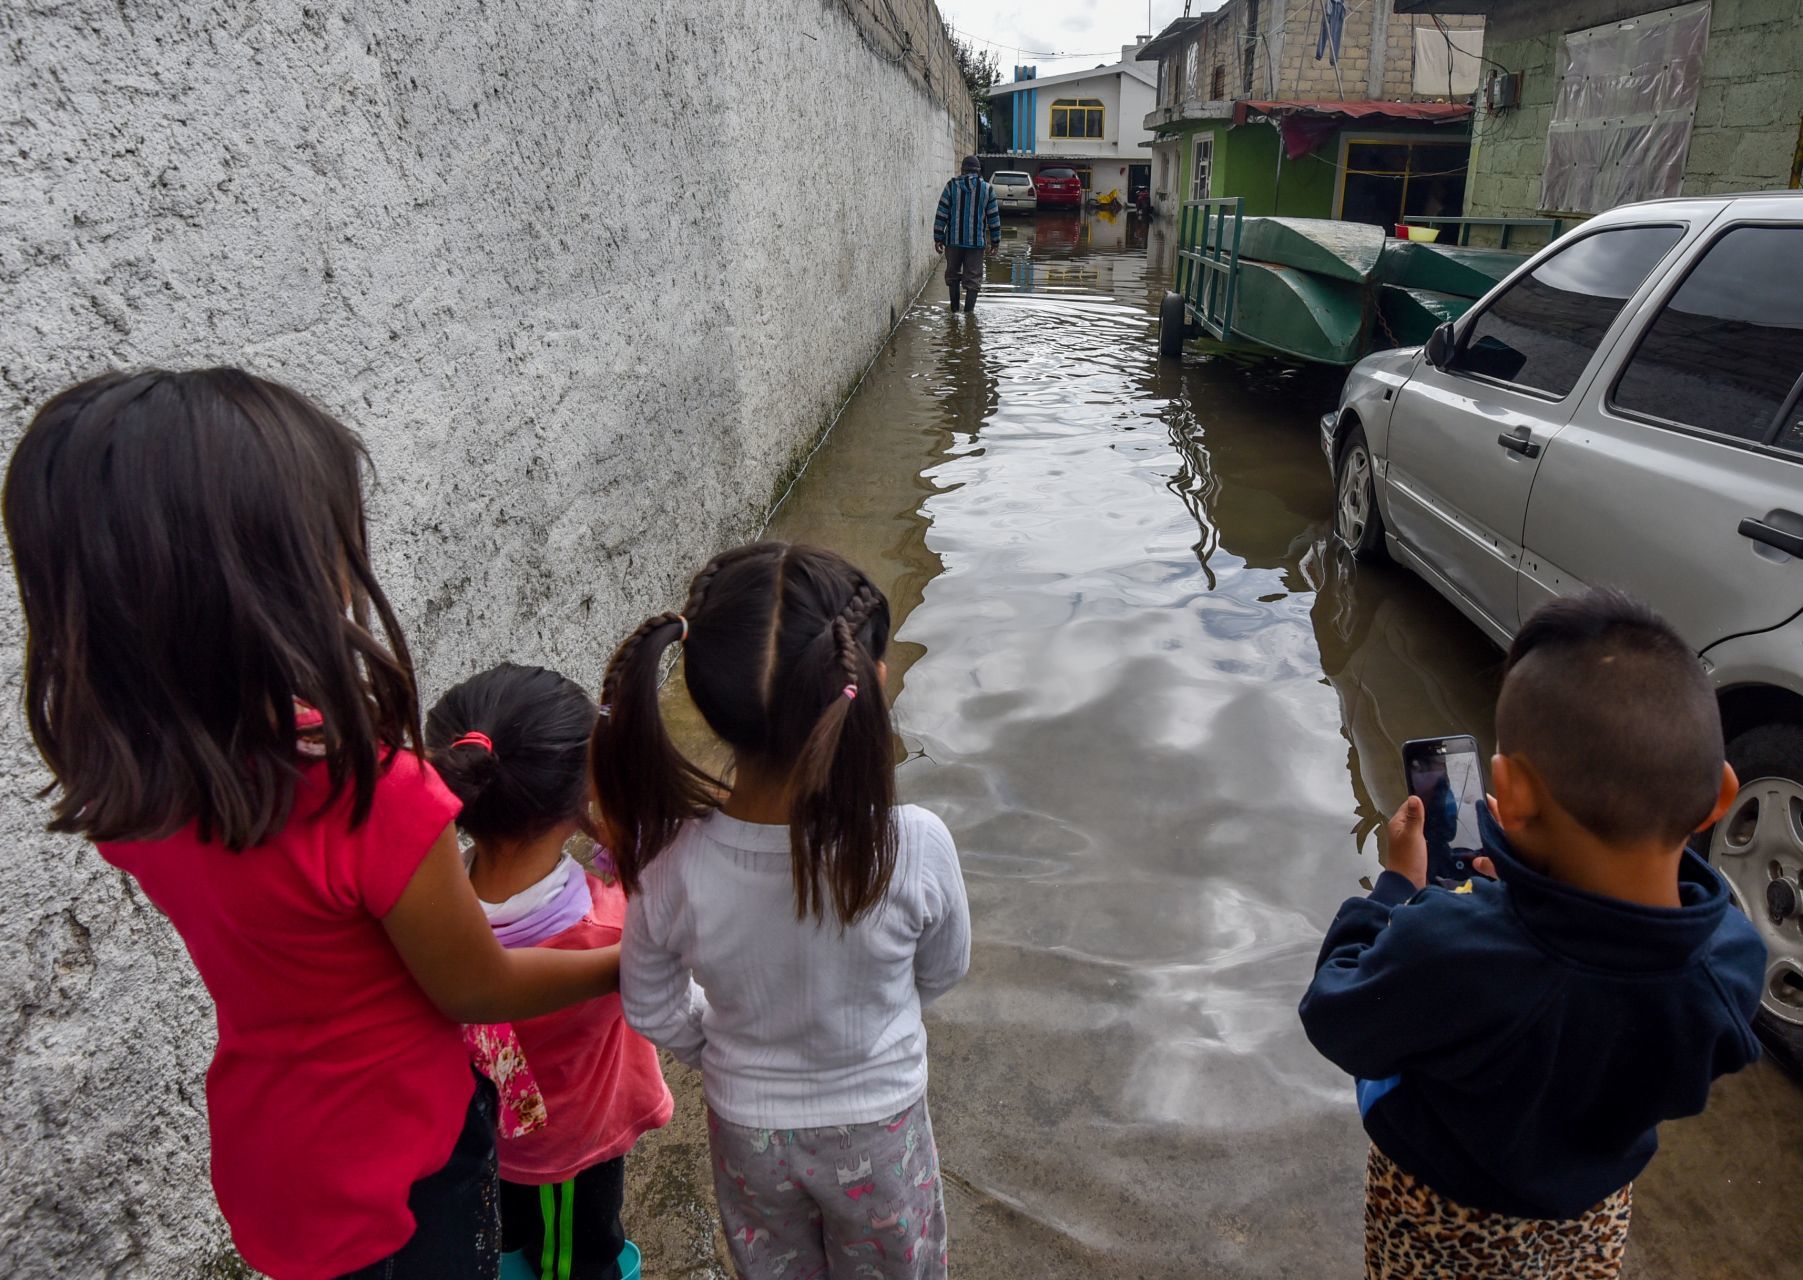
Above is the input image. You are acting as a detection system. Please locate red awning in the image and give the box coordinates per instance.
[1232,100,1472,160]
[1232,99,1473,127]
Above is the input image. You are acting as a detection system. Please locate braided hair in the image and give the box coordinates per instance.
[591,542,898,923]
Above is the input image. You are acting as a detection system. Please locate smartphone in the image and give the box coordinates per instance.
[1402,735,1485,868]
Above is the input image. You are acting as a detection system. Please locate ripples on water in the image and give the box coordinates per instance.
[760,211,1505,1275]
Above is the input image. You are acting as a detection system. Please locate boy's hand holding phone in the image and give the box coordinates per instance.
[1385,796,1430,889]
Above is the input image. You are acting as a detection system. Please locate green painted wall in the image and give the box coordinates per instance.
[1223,123,1338,218]
[1159,118,1466,222]
[1162,119,1336,217]
[1466,0,1803,236]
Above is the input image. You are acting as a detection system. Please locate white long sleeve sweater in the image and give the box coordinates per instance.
[621,805,971,1129]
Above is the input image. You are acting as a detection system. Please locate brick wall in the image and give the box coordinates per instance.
[1265,4,1485,101]
[837,0,979,137]
[1382,13,1486,99]
[1465,0,1802,227]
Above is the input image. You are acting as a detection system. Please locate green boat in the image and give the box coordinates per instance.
[1237,217,1385,285]
[1377,285,1476,348]
[1160,199,1538,367]
[1232,261,1372,364]
[1376,240,1521,298]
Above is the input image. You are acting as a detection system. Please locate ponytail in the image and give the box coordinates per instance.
[424,663,596,844]
[594,543,898,923]
[788,582,898,923]
[589,610,721,894]
[426,736,504,811]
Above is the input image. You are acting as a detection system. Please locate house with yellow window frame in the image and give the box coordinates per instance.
[982,44,1158,204]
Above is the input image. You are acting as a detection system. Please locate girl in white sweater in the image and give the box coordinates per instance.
[595,542,970,1280]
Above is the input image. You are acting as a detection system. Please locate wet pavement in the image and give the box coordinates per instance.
[624,210,1803,1278]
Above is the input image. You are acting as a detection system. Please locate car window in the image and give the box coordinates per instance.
[1454,225,1683,398]
[1041,168,1076,179]
[1775,411,1803,456]
[1612,226,1803,445]
[995,173,1029,184]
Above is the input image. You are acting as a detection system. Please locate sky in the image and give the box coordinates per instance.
[937,1,1210,78]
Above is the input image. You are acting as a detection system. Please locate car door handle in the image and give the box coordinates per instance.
[1740,517,1803,559]
[1496,433,1542,459]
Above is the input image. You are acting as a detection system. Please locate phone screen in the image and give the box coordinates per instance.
[1403,736,1484,854]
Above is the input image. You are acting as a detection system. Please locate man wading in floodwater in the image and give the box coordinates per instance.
[934,155,1001,312]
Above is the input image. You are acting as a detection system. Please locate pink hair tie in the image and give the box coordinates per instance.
[842,685,858,701]
[676,614,690,643]
[451,731,496,757]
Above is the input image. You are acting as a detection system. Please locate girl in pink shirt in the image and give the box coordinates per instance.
[425,664,673,1280]
[2,369,622,1280]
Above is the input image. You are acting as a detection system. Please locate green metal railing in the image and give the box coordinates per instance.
[1176,197,1244,342]
[1402,215,1571,250]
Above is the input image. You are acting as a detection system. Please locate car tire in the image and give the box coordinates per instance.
[1333,424,1387,561]
[1158,291,1188,360]
[1704,722,1803,1075]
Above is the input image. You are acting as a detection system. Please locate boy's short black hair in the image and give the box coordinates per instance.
[1497,589,1722,847]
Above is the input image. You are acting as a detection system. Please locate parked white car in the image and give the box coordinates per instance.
[1322,192,1803,1066]
[990,170,1037,214]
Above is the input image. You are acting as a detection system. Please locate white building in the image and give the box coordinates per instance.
[984,44,1158,197]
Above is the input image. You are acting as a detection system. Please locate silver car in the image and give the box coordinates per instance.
[1322,192,1803,1066]
[990,170,1037,214]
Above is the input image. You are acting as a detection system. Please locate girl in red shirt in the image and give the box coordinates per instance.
[2,369,621,1280]
[426,663,673,1280]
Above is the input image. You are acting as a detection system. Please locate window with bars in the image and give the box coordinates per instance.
[1050,98,1105,140]
[1192,136,1214,200]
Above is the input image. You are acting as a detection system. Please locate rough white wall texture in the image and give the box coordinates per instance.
[0,1,971,1274]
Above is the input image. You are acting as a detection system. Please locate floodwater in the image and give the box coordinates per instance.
[630,209,1803,1278]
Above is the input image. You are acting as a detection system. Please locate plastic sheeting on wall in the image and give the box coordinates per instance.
[1413,26,1484,99]
[1542,1,1711,215]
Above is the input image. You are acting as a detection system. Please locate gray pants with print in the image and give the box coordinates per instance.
[707,1097,948,1280]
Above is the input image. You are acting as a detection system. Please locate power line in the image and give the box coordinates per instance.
[948,25,1122,62]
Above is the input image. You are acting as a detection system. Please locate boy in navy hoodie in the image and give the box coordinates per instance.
[1300,589,1765,1279]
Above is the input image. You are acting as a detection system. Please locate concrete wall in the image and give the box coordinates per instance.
[1465,0,1803,223]
[0,1,971,1275]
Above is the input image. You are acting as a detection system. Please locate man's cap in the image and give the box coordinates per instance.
[961,155,980,172]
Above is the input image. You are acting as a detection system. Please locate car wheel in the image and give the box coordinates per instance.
[1333,424,1387,561]
[1706,722,1803,1075]
[1158,291,1187,360]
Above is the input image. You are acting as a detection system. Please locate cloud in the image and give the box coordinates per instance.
[940,0,1197,73]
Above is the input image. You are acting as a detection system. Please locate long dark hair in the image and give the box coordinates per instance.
[426,664,597,844]
[3,368,420,848]
[591,542,897,924]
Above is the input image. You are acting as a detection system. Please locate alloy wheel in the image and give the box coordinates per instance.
[1710,774,1803,1027]
[1337,445,1372,547]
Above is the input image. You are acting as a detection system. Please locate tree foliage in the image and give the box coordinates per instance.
[944,22,1001,107]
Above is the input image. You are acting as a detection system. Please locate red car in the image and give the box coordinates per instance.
[1034,167,1083,209]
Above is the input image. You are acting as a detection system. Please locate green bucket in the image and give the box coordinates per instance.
[500,1241,638,1280]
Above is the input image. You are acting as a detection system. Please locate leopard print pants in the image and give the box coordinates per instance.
[1365,1144,1632,1279]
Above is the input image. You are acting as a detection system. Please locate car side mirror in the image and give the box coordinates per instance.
[1424,322,1455,370]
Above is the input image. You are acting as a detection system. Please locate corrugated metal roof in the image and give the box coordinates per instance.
[1136,16,1204,61]
[1232,99,1474,126]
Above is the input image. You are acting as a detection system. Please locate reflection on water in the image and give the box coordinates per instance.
[756,214,1509,1275]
